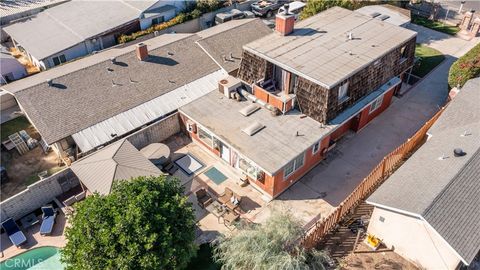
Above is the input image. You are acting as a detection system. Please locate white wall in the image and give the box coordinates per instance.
[368,207,461,270]
[44,42,89,69]
[0,58,26,83]
[140,9,177,30]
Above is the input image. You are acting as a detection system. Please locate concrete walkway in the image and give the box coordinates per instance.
[253,25,480,226]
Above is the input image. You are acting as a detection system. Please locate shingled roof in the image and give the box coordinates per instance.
[367,77,480,265]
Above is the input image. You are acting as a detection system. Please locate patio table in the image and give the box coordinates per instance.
[205,200,226,222]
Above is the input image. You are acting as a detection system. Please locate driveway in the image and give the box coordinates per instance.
[252,25,480,226]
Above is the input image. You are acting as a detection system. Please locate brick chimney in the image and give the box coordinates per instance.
[275,4,295,36]
[136,43,148,61]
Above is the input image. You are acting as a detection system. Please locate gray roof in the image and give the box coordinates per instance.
[196,19,272,73]
[71,139,162,195]
[354,5,411,26]
[179,91,334,174]
[9,34,220,144]
[3,0,158,59]
[367,77,480,264]
[244,6,416,89]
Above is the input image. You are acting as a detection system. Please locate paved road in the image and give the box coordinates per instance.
[253,25,480,226]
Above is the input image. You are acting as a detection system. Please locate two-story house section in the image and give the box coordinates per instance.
[179,6,417,199]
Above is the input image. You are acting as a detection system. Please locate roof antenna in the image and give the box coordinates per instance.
[461,130,471,137]
[129,77,138,84]
[111,80,122,87]
[438,154,449,160]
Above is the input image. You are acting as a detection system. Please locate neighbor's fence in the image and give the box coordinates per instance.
[301,107,446,249]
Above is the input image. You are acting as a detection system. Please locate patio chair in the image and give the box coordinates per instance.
[40,206,57,236]
[1,218,27,247]
[223,210,240,230]
[195,188,213,208]
[218,187,241,211]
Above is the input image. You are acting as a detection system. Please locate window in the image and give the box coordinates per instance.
[151,16,164,25]
[338,82,349,103]
[284,152,305,179]
[52,54,66,66]
[198,127,213,147]
[369,95,384,114]
[400,46,408,63]
[312,141,320,155]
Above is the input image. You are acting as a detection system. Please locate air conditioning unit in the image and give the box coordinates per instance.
[186,121,197,133]
[218,76,242,98]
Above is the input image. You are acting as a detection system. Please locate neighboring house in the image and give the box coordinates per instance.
[0,0,68,26]
[3,0,185,70]
[71,139,162,195]
[366,77,480,270]
[0,19,271,162]
[0,45,26,84]
[355,4,411,27]
[179,7,417,199]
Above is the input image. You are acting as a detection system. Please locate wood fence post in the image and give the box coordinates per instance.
[381,158,387,177]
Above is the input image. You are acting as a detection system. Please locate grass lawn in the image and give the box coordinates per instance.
[0,116,32,141]
[412,15,460,35]
[412,44,445,78]
[186,244,221,270]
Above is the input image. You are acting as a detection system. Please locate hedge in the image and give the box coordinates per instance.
[448,43,480,88]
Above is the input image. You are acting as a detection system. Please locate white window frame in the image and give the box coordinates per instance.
[284,152,305,179]
[369,94,384,114]
[197,126,213,148]
[52,54,66,66]
[312,141,320,155]
[338,82,349,103]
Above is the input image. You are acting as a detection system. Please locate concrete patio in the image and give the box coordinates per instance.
[0,212,67,261]
[163,134,269,243]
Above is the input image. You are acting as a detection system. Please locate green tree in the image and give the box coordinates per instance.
[300,0,382,20]
[61,176,196,270]
[213,212,330,270]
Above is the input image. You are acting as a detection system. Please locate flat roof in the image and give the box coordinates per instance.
[180,91,334,174]
[367,77,480,264]
[244,6,416,89]
[355,5,411,26]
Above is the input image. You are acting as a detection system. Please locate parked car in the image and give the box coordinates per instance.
[251,0,290,17]
[277,1,306,20]
[215,9,253,25]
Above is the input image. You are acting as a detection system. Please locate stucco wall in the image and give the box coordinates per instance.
[368,207,461,270]
[126,113,181,150]
[0,168,79,221]
[0,58,26,83]
[43,42,89,69]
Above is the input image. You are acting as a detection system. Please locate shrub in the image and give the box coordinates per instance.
[448,43,480,88]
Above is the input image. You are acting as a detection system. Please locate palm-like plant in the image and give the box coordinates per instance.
[213,211,330,270]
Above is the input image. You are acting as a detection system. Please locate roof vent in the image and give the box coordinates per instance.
[110,57,116,64]
[347,32,353,40]
[453,148,466,157]
[112,80,122,87]
[242,122,265,136]
[370,12,381,18]
[379,15,390,21]
[460,130,472,137]
[239,104,260,117]
[46,79,53,86]
[107,67,114,73]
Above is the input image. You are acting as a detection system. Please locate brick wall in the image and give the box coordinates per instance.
[0,169,79,221]
[126,113,181,150]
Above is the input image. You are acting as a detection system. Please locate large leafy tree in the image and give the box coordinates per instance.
[213,212,330,270]
[61,176,196,270]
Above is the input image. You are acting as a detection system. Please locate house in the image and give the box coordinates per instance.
[71,139,162,195]
[0,19,271,162]
[179,6,417,198]
[3,0,185,70]
[0,45,26,84]
[366,77,480,270]
[0,0,68,26]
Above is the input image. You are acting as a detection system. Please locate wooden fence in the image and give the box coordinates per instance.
[301,107,447,249]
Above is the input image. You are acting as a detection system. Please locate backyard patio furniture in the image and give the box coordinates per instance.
[195,188,213,208]
[205,200,227,222]
[19,213,39,229]
[1,218,27,247]
[40,206,57,236]
[218,187,241,211]
[223,210,240,229]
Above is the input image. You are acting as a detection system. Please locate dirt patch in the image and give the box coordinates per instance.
[1,147,63,201]
[316,203,419,270]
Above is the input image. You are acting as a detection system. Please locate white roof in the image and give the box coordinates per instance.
[72,69,227,152]
[3,0,158,59]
